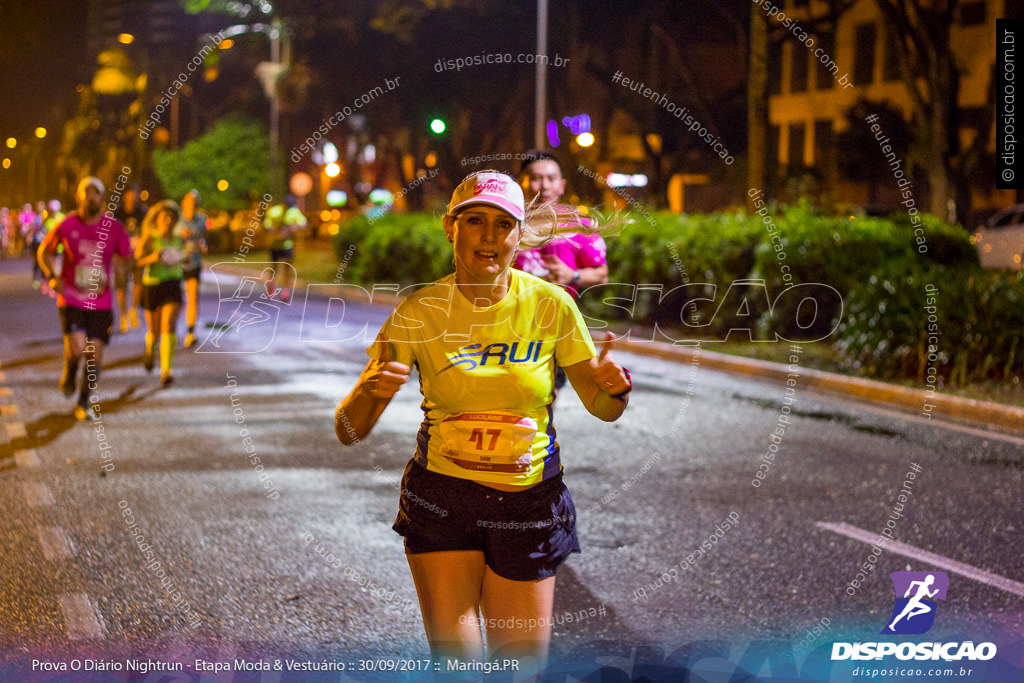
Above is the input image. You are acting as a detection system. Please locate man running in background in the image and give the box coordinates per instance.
[175,189,208,347]
[263,194,306,302]
[514,150,609,298]
[514,151,609,397]
[38,176,132,421]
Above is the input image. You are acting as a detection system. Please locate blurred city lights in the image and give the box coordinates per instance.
[430,118,446,134]
[140,190,150,201]
[117,33,135,45]
[220,39,234,49]
[606,173,648,188]
[5,138,16,149]
[325,163,341,178]
[320,210,332,221]
[323,142,339,164]
[425,152,437,167]
[2,159,10,169]
[217,179,229,191]
[289,172,313,197]
[35,127,47,139]
[363,145,376,163]
[369,189,392,204]
[326,190,348,206]
[576,132,595,147]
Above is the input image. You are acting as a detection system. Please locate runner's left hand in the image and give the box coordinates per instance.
[593,332,630,396]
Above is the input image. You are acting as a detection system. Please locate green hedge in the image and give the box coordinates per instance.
[332,207,1022,385]
[332,212,450,285]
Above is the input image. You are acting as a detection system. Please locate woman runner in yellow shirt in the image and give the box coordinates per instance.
[335,171,631,675]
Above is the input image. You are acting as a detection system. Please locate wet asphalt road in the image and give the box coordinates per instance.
[0,256,1021,681]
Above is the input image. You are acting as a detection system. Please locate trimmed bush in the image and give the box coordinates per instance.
[331,207,1019,384]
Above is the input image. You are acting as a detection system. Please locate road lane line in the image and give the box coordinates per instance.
[59,593,106,640]
[15,449,39,467]
[816,521,1024,597]
[23,482,55,507]
[37,526,74,561]
[5,422,27,438]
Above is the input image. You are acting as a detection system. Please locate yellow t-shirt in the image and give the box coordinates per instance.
[368,270,596,487]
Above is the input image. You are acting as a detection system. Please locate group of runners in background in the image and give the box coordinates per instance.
[27,150,623,675]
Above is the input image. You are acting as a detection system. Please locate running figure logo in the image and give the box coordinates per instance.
[881,571,949,635]
[197,263,295,353]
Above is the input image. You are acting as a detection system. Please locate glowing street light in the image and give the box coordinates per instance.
[217,179,229,191]
[576,132,595,147]
[325,162,341,178]
[430,118,446,134]
[35,127,47,139]
[2,159,10,169]
[5,138,16,149]
[118,33,135,45]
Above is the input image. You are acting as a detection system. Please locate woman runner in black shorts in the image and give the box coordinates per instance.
[136,200,185,386]
[335,171,631,675]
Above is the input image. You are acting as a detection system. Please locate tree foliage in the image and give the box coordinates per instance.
[152,114,269,210]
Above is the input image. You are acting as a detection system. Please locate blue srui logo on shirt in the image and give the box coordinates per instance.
[440,341,543,372]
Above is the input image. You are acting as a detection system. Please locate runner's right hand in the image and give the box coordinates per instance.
[366,338,410,399]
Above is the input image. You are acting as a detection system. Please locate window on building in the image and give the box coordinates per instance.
[790,42,808,93]
[854,22,877,86]
[813,120,834,173]
[959,2,986,26]
[788,122,806,169]
[882,34,901,81]
[814,34,835,89]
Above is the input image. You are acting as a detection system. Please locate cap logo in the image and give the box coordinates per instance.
[474,179,507,196]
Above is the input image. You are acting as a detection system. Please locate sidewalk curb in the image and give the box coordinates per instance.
[618,338,1024,436]
[207,260,1024,436]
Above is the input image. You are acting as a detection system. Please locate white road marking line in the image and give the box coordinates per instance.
[37,526,74,561]
[23,482,55,507]
[59,593,106,640]
[816,521,1024,597]
[5,422,27,438]
[15,449,39,467]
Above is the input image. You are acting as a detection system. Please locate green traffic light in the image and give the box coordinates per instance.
[430,119,446,134]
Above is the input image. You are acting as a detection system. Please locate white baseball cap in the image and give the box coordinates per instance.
[76,176,105,201]
[447,171,525,221]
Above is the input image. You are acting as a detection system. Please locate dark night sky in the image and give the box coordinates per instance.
[0,1,89,138]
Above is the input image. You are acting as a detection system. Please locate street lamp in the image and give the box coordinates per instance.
[35,127,47,139]
[212,19,291,196]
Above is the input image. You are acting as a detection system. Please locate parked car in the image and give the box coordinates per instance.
[973,204,1024,270]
